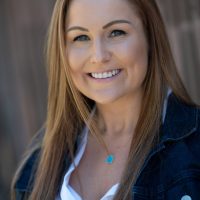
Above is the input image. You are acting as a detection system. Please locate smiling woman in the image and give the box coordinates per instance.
[11,0,200,200]
[66,0,148,105]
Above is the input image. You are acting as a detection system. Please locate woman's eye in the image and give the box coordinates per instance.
[73,35,90,42]
[110,30,126,37]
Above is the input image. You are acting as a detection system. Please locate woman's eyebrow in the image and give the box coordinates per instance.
[67,19,132,33]
[67,26,89,33]
[103,19,132,29]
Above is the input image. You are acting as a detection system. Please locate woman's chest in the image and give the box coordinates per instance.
[69,139,129,200]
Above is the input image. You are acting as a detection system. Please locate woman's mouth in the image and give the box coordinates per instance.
[89,69,121,79]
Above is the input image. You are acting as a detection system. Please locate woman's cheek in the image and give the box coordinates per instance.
[113,38,138,59]
[125,39,148,67]
[67,47,88,71]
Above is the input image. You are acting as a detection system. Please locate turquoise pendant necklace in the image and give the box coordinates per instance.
[105,154,115,164]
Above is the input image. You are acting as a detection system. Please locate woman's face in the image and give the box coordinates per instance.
[66,0,148,104]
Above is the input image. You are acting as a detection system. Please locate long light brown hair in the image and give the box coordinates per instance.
[12,0,193,199]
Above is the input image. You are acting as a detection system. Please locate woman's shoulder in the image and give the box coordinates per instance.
[12,127,45,199]
[161,93,200,142]
[133,94,200,199]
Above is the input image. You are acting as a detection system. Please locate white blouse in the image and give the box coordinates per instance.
[57,126,119,200]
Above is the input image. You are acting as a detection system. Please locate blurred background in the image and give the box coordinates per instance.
[0,0,200,199]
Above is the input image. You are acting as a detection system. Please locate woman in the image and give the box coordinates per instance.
[12,0,200,199]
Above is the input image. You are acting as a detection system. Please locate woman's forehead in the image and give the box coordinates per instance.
[66,0,140,28]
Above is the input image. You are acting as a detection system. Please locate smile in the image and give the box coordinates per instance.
[89,69,121,79]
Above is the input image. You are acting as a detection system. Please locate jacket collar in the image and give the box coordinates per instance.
[161,93,199,142]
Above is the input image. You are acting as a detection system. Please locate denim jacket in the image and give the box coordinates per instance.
[14,94,200,200]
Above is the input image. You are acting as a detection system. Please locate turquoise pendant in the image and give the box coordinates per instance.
[105,154,115,164]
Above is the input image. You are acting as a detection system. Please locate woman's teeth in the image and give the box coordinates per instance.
[90,69,120,79]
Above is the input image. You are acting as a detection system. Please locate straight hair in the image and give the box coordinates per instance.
[12,0,193,199]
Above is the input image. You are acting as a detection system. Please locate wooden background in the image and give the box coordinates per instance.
[0,0,199,199]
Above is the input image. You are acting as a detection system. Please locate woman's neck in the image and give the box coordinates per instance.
[95,91,143,138]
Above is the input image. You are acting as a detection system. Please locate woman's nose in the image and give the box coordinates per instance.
[90,39,111,64]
